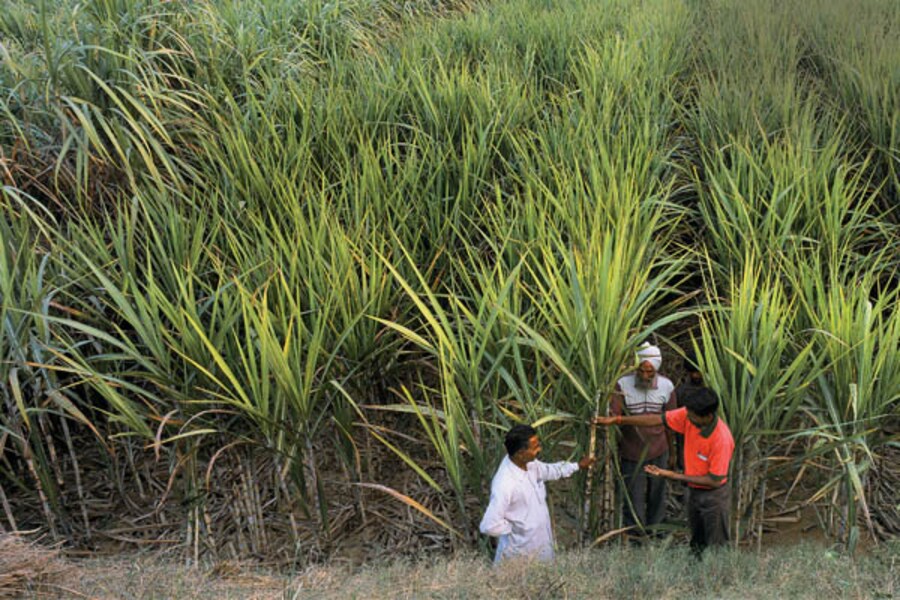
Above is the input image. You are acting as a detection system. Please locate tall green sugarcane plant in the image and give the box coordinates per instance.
[0,199,67,537]
[790,257,900,552]
[0,192,120,540]
[517,223,692,538]
[363,237,526,545]
[693,253,820,547]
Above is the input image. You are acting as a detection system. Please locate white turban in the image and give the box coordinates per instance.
[636,343,662,370]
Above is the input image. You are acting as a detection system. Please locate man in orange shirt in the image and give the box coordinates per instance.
[594,387,734,554]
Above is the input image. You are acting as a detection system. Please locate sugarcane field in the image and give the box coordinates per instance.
[1,0,899,597]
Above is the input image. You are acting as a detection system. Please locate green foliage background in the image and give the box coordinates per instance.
[1,0,898,560]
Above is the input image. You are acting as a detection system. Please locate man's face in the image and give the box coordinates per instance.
[688,370,703,385]
[517,435,542,464]
[636,361,656,388]
[687,408,714,428]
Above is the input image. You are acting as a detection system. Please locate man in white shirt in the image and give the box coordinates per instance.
[479,424,594,563]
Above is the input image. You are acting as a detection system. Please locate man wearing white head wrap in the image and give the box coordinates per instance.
[636,343,662,371]
[608,341,676,538]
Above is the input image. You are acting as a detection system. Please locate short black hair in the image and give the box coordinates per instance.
[683,387,719,417]
[683,350,700,373]
[505,424,537,457]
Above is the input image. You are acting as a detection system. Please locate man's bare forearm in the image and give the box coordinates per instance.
[644,465,725,488]
[594,414,663,427]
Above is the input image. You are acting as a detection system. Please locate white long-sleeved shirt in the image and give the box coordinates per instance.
[478,456,580,563]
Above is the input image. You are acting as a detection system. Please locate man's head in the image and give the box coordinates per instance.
[636,361,657,388]
[635,343,662,388]
[683,351,703,385]
[683,387,719,427]
[505,424,541,465]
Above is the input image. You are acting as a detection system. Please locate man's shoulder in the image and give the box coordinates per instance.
[666,405,687,418]
[663,406,687,428]
[492,457,525,484]
[617,374,635,386]
[490,456,510,478]
[657,374,675,390]
[712,418,735,446]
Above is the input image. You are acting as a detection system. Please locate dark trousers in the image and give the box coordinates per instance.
[620,453,668,533]
[687,483,731,554]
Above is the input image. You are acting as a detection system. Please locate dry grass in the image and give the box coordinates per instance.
[0,533,74,598]
[286,543,899,600]
[43,541,896,599]
[59,554,288,600]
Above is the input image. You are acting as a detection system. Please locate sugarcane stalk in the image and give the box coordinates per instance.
[276,456,301,545]
[230,483,248,556]
[60,417,90,539]
[0,483,17,531]
[184,505,193,563]
[193,504,200,564]
[39,414,64,488]
[238,456,258,554]
[579,390,602,545]
[24,443,57,538]
[306,435,329,546]
[126,438,146,500]
[203,502,217,559]
[756,457,767,554]
[249,459,268,551]
[601,428,615,531]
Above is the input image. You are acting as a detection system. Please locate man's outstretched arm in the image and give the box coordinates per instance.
[593,414,663,427]
[643,465,726,488]
[532,456,595,482]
